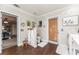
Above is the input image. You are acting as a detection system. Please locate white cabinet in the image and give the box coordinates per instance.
[69,33,79,55]
[27,28,37,48]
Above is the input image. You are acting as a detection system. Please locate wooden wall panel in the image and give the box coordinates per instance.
[49,18,58,42]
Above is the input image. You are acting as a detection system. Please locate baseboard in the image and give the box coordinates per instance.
[48,40,58,45]
[38,41,48,48]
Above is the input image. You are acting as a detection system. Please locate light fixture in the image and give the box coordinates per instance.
[4,21,8,24]
[4,18,8,24]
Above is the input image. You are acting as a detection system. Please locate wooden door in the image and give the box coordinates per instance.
[49,18,58,42]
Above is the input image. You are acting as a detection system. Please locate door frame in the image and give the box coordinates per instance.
[0,11,18,53]
[48,17,58,44]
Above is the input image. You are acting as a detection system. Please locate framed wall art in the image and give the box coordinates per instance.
[63,16,79,26]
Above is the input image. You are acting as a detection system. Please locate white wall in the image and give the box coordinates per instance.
[1,4,79,54]
[39,5,79,54]
[0,4,37,53]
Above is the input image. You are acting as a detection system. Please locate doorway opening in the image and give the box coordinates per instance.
[1,12,17,49]
[48,17,58,43]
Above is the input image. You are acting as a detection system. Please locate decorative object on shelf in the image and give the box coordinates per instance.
[27,21,31,26]
[63,16,78,25]
[38,21,42,27]
[22,39,28,48]
[27,21,36,29]
[32,21,36,27]
[21,22,25,27]
[20,29,24,31]
[20,22,25,32]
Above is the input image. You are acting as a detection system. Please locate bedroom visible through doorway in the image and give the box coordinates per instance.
[1,12,17,49]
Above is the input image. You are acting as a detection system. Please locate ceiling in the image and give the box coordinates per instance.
[17,4,70,16]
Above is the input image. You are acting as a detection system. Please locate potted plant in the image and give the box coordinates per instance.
[27,21,31,26]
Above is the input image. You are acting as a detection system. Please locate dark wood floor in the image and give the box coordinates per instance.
[1,43,58,55]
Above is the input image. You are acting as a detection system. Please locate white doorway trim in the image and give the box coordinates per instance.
[0,11,19,53]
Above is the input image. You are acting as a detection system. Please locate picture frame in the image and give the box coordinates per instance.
[38,21,42,27]
[63,16,79,26]
[21,22,25,27]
